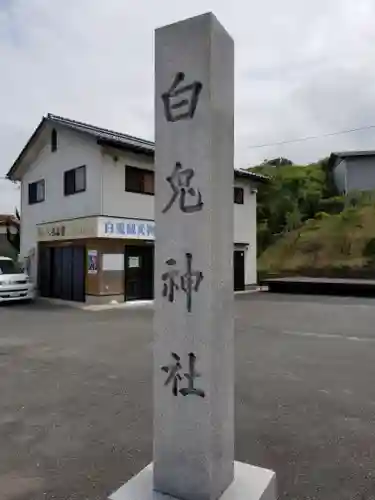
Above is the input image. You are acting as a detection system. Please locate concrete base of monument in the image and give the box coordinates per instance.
[109,461,276,500]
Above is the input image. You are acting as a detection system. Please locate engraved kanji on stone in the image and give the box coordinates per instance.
[162,352,205,398]
[162,162,203,214]
[161,352,182,396]
[161,258,180,303]
[181,253,203,313]
[161,72,203,122]
[161,253,203,312]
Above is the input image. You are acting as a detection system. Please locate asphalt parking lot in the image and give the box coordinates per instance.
[1,293,375,500]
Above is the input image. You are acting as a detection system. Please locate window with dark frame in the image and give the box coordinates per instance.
[28,180,45,204]
[125,165,155,195]
[64,165,86,196]
[51,129,58,152]
[234,186,244,204]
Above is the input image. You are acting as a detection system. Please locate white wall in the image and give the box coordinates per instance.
[346,157,375,193]
[234,178,257,284]
[20,126,103,280]
[101,148,154,220]
[101,151,257,284]
[333,159,347,194]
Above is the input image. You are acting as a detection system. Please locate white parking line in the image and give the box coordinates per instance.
[282,330,375,342]
[83,300,154,312]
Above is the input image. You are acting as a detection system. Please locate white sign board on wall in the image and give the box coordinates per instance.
[37,217,98,241]
[37,217,155,242]
[98,217,155,240]
[102,254,124,271]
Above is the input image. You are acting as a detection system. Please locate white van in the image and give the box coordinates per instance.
[0,257,35,303]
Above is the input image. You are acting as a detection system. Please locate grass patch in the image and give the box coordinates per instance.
[258,204,375,276]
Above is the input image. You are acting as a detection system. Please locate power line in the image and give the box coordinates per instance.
[248,123,375,149]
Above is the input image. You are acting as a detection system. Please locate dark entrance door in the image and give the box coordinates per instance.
[38,245,86,302]
[124,245,154,301]
[71,246,86,302]
[233,250,245,291]
[38,246,53,297]
[52,247,63,299]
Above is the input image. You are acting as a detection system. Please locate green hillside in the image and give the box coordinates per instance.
[251,160,375,277]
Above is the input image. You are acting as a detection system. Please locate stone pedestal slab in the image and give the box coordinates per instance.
[109,462,276,500]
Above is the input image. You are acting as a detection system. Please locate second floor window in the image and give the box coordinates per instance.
[125,165,154,195]
[234,187,244,204]
[64,165,86,196]
[28,180,45,204]
[51,129,58,152]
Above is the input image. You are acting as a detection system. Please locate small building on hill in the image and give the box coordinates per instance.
[329,150,375,195]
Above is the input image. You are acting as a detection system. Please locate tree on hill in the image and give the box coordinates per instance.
[250,158,335,255]
[261,157,293,168]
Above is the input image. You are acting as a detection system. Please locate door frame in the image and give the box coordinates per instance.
[124,243,154,302]
[233,248,246,291]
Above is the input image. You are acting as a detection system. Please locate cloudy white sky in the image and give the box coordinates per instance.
[1,0,375,212]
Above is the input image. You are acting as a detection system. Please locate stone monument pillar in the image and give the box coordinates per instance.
[153,12,235,500]
[109,12,276,500]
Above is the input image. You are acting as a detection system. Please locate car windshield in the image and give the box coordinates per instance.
[0,259,23,275]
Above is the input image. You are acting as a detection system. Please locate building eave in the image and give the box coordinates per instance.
[328,150,375,171]
[6,117,48,181]
[234,169,270,184]
[97,138,155,157]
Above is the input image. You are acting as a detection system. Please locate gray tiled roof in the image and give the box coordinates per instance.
[47,114,155,154]
[234,168,269,182]
[331,150,375,159]
[328,150,375,171]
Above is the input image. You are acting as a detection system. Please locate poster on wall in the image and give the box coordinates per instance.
[88,250,98,274]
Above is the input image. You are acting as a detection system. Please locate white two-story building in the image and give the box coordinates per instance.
[7,114,267,303]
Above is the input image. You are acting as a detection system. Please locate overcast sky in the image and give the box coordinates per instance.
[1,0,375,212]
